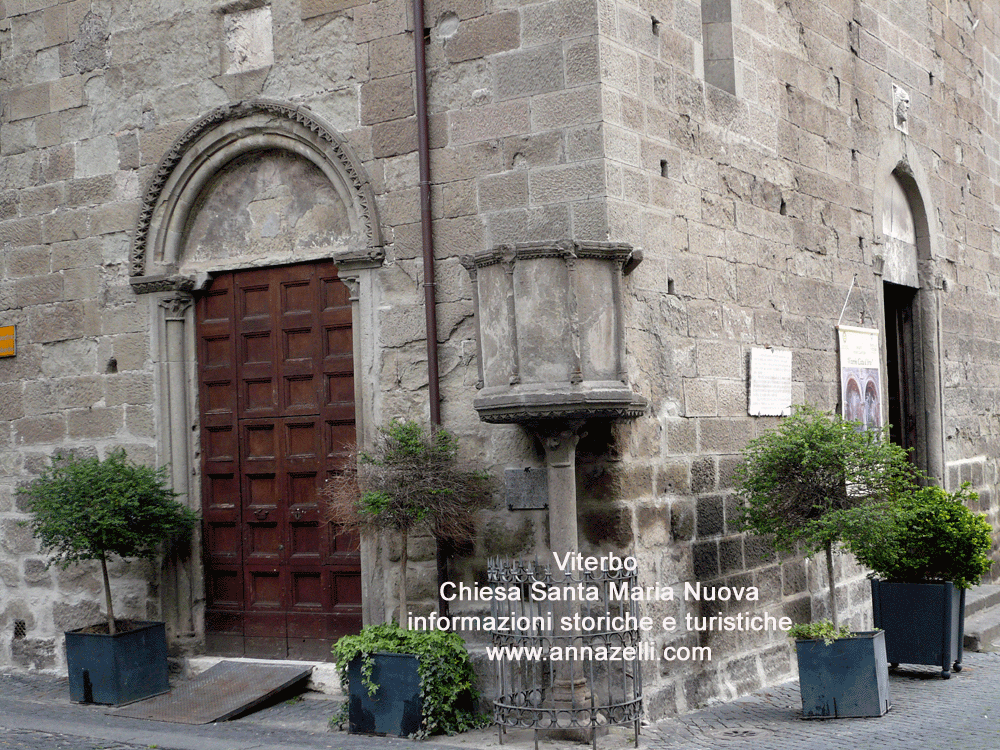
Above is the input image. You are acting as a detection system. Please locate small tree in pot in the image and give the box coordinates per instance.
[324,419,494,627]
[323,420,495,737]
[735,406,916,717]
[19,449,198,704]
[736,405,916,627]
[831,483,992,676]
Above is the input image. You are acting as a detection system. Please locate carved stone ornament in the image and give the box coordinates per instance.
[130,98,384,291]
[893,85,910,134]
[158,295,194,320]
[462,240,647,424]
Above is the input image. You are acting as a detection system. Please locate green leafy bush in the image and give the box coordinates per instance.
[788,620,853,645]
[833,484,992,589]
[331,622,488,737]
[19,449,199,634]
[735,405,916,627]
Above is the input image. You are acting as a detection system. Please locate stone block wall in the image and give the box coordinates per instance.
[0,0,999,724]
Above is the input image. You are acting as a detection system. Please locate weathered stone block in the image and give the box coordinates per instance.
[696,494,725,538]
[528,161,604,205]
[492,44,563,101]
[52,600,102,632]
[657,461,689,495]
[743,534,776,569]
[301,0,367,18]
[718,536,744,575]
[520,0,598,46]
[360,73,414,125]
[531,85,602,130]
[372,117,417,158]
[691,456,715,493]
[1,519,37,555]
[29,302,86,343]
[692,539,718,579]
[581,502,633,547]
[683,378,717,417]
[6,81,50,121]
[14,414,66,445]
[449,100,530,145]
[12,637,55,670]
[49,74,83,112]
[444,11,518,63]
[477,171,527,212]
[67,406,124,439]
[636,501,669,543]
[23,558,51,586]
[699,418,753,454]
[369,32,415,79]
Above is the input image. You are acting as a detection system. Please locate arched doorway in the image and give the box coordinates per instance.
[130,100,384,655]
[879,168,942,476]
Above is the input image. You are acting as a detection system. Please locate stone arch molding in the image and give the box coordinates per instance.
[130,98,384,293]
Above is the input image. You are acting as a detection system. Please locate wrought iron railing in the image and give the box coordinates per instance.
[488,557,643,750]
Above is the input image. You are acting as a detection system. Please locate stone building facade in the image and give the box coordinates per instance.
[0,0,998,719]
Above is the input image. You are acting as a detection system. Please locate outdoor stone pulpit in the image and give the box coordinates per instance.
[461,240,647,425]
[461,239,648,560]
[464,240,647,741]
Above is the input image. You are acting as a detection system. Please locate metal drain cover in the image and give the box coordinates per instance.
[702,727,775,742]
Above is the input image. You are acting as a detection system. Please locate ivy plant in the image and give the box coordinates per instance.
[735,405,917,629]
[18,449,199,635]
[830,484,992,589]
[331,622,488,737]
[788,620,853,645]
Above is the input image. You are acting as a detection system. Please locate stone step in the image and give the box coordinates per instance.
[964,585,1000,652]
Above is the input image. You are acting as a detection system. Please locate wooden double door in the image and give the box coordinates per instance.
[198,260,362,660]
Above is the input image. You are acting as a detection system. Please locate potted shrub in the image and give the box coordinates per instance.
[833,484,992,678]
[330,622,485,738]
[788,622,890,719]
[324,419,494,736]
[19,449,198,705]
[736,405,915,717]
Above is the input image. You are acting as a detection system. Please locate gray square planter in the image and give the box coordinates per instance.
[65,621,170,705]
[795,630,890,718]
[348,652,423,737]
[871,579,964,677]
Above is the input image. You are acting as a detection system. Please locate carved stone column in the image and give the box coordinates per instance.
[155,293,201,649]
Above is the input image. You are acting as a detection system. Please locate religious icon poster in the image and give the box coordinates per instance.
[837,326,881,430]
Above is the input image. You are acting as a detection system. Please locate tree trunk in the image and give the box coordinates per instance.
[825,542,838,630]
[399,526,408,629]
[100,553,117,635]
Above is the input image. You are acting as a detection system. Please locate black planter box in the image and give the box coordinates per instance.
[871,578,964,677]
[65,621,170,705]
[348,652,423,737]
[795,630,890,718]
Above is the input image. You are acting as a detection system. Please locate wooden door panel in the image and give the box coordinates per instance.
[199,260,361,660]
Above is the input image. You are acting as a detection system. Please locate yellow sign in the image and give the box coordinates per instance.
[0,325,15,357]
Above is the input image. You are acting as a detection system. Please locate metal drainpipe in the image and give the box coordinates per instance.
[411,0,450,618]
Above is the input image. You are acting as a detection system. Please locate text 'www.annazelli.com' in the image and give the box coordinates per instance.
[484,643,711,662]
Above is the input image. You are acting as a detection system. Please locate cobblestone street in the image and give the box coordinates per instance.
[641,651,1000,750]
[3,652,1000,750]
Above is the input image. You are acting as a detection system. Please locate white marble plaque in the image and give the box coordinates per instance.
[748,348,792,416]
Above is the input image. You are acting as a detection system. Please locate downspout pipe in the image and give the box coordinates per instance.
[411,0,450,618]
[413,0,441,428]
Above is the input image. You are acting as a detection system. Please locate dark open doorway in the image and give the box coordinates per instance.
[883,280,919,463]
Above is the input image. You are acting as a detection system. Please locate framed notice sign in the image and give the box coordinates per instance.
[837,325,880,430]
[0,325,14,358]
